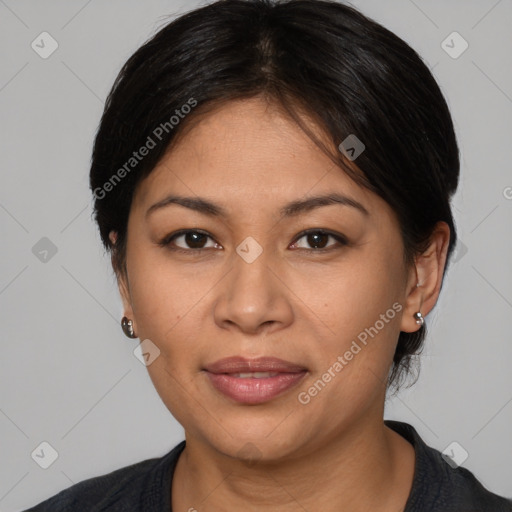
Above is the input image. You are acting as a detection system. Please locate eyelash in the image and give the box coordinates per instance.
[157,229,349,255]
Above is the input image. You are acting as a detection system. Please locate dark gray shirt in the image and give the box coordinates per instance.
[24,420,512,511]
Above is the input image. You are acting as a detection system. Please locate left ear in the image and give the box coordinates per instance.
[400,221,451,333]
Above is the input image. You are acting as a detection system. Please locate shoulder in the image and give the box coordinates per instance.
[23,441,186,512]
[385,420,512,512]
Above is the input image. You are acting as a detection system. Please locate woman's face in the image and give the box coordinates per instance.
[114,97,423,461]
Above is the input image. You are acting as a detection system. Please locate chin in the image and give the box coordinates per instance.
[199,417,310,464]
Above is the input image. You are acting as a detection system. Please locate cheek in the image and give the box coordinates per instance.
[126,250,185,351]
[314,251,403,336]
[303,250,404,394]
[126,249,216,375]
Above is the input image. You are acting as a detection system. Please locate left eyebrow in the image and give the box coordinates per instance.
[279,193,369,218]
[145,192,369,220]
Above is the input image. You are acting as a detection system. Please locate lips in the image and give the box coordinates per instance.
[204,356,307,374]
[203,356,308,404]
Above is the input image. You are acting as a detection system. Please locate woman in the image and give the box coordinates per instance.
[25,0,511,510]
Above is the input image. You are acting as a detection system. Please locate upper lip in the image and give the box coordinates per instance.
[204,356,307,374]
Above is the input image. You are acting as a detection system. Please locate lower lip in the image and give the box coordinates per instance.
[205,371,307,404]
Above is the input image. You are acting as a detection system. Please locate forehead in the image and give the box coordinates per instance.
[132,98,378,218]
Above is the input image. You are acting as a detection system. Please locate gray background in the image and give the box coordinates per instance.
[1,0,511,510]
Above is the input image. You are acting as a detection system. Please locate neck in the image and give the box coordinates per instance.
[171,414,415,512]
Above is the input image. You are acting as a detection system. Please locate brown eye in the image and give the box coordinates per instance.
[291,230,348,252]
[176,231,209,249]
[159,230,218,252]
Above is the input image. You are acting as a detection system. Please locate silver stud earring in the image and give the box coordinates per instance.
[413,311,424,326]
[121,316,137,339]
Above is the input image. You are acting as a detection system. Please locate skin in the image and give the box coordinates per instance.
[109,96,450,511]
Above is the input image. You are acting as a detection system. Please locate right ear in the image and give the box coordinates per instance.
[109,230,135,327]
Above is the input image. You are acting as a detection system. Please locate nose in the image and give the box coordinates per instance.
[213,244,294,336]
